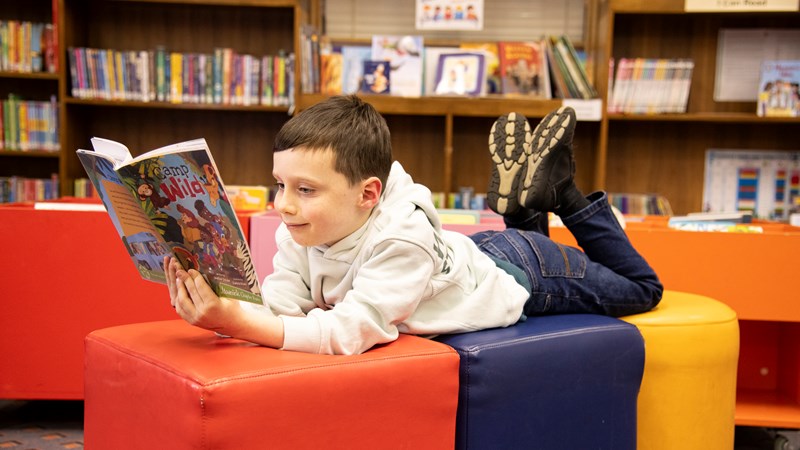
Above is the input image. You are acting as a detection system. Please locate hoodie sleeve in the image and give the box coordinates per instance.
[261,225,316,317]
[280,237,437,355]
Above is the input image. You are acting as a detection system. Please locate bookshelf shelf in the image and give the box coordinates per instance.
[0,71,60,81]
[0,150,60,158]
[607,112,800,124]
[298,93,563,118]
[64,97,291,113]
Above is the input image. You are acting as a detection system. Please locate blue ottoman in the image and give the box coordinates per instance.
[436,314,645,450]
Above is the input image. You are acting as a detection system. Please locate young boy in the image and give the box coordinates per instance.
[166,95,662,355]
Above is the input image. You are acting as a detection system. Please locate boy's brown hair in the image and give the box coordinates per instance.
[273,95,393,187]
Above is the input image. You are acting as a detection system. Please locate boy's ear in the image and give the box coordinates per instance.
[359,177,382,209]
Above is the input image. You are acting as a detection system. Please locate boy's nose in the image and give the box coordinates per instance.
[274,192,295,215]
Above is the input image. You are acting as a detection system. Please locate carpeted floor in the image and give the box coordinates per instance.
[0,399,788,449]
[0,400,83,450]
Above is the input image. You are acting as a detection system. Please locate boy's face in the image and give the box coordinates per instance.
[273,147,379,247]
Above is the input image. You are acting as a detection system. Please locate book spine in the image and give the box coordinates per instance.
[170,52,182,104]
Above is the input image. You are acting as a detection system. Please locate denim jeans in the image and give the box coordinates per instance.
[470,192,663,318]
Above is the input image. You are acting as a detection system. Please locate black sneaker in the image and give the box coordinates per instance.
[518,106,576,213]
[486,112,533,215]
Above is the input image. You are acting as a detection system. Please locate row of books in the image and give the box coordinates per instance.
[1,95,60,152]
[67,47,295,107]
[0,20,57,73]
[301,32,597,100]
[607,193,674,216]
[73,177,96,200]
[0,174,59,203]
[608,58,695,114]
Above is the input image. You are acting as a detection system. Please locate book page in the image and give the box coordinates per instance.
[77,151,170,284]
[714,29,800,101]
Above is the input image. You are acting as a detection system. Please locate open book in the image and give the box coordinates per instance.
[77,138,262,304]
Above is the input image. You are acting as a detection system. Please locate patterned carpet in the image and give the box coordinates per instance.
[0,401,83,450]
[0,399,786,449]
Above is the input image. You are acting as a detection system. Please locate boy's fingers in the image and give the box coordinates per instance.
[175,276,195,317]
[182,273,206,307]
[187,270,218,303]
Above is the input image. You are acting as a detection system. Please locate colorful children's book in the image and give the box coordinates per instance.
[340,45,371,94]
[460,41,501,94]
[76,137,262,304]
[757,60,800,117]
[371,35,424,97]
[320,51,343,95]
[361,60,391,94]
[497,40,551,98]
[423,46,460,95]
[433,52,486,96]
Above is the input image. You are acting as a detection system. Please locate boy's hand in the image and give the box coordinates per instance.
[164,256,284,349]
[174,267,235,333]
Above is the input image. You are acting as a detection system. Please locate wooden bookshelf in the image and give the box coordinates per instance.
[593,2,800,215]
[0,0,311,201]
[0,0,61,191]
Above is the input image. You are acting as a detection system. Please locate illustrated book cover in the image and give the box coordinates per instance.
[433,52,486,96]
[76,137,263,304]
[460,41,501,94]
[340,45,371,94]
[423,46,460,95]
[361,60,391,94]
[371,35,424,96]
[497,40,551,98]
[757,60,800,117]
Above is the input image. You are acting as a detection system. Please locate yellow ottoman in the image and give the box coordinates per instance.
[621,291,739,450]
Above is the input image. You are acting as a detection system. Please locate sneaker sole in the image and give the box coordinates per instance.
[519,106,575,208]
[487,112,532,215]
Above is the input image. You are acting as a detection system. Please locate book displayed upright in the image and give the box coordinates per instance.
[433,52,486,96]
[757,60,800,117]
[371,35,424,97]
[497,40,551,98]
[459,42,501,94]
[76,137,263,304]
[361,60,391,94]
[340,45,372,94]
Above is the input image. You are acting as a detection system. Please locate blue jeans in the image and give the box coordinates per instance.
[470,192,663,318]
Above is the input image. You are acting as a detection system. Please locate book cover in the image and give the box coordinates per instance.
[433,52,485,96]
[423,46,460,95]
[757,60,800,117]
[498,40,550,98]
[340,45,371,95]
[76,137,262,304]
[459,41,501,94]
[320,52,343,95]
[361,60,391,94]
[371,35,424,97]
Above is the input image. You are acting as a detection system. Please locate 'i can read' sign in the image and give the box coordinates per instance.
[685,0,799,11]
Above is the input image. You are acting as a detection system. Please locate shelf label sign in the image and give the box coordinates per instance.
[685,0,799,11]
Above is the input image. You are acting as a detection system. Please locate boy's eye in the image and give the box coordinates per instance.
[298,187,314,195]
[274,182,285,191]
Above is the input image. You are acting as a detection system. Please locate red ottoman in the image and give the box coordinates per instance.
[85,320,460,449]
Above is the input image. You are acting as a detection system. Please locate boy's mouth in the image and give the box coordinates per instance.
[284,222,308,230]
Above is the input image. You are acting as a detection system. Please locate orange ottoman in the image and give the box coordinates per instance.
[85,320,460,450]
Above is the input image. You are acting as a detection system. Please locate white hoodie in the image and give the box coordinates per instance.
[263,162,529,355]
